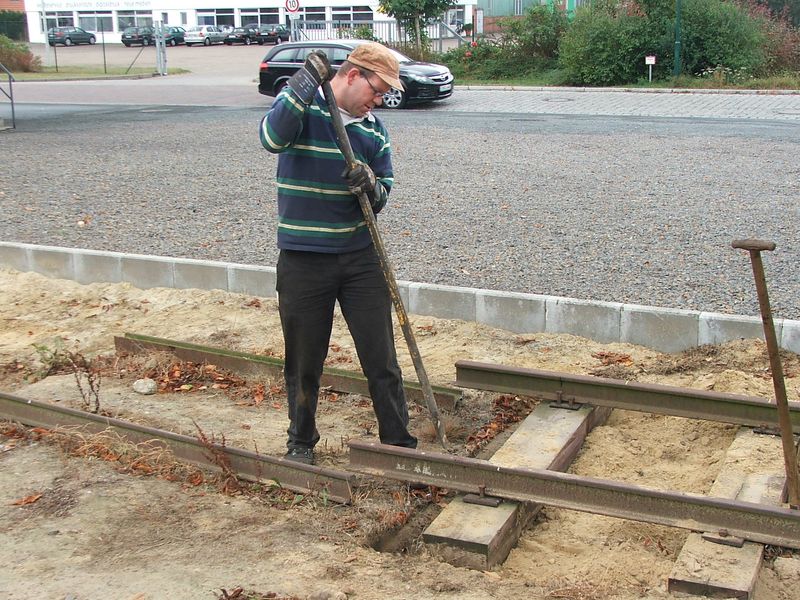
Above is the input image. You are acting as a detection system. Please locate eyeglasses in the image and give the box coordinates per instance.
[361,73,388,98]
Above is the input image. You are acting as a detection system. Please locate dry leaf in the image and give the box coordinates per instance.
[11,493,42,506]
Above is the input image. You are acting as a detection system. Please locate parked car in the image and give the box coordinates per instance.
[184,25,226,46]
[162,26,186,46]
[121,26,154,46]
[257,40,454,109]
[224,27,258,45]
[256,24,290,45]
[47,27,96,46]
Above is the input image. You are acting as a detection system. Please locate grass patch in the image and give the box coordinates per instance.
[12,65,190,80]
[456,71,800,91]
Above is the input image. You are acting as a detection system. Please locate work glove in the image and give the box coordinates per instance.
[342,161,379,207]
[287,50,332,105]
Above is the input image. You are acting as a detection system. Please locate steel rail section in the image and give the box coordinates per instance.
[455,360,800,432]
[0,391,354,503]
[348,441,800,549]
[116,333,461,411]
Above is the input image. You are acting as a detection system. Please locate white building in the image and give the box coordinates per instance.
[24,0,474,44]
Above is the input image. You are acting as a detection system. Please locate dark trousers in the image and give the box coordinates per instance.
[276,246,417,451]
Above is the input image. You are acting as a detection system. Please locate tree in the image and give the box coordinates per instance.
[379,0,455,54]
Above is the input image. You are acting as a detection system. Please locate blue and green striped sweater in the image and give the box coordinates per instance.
[259,87,393,253]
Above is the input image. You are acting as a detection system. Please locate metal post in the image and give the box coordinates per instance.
[672,0,682,77]
[40,0,51,68]
[101,20,107,74]
[732,238,800,509]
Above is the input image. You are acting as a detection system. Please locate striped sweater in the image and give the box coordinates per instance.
[259,87,393,253]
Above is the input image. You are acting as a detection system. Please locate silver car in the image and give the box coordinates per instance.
[184,25,226,46]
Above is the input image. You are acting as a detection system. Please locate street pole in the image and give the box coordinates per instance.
[672,0,682,77]
[40,0,51,68]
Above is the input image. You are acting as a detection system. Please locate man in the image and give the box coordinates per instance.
[259,42,417,465]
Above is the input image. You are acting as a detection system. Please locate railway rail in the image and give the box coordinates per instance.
[3,350,799,558]
[0,391,355,504]
[454,359,800,432]
[348,440,800,549]
[115,333,461,411]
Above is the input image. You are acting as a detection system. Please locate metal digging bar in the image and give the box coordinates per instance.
[0,391,355,504]
[348,441,800,549]
[732,238,800,509]
[321,79,447,449]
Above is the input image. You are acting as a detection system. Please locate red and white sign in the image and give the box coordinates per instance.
[285,0,301,13]
[645,55,656,65]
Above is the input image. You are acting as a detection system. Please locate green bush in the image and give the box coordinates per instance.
[441,5,569,80]
[443,0,796,86]
[736,0,800,74]
[497,4,569,62]
[558,1,666,85]
[680,0,766,75]
[440,38,512,79]
[336,24,381,42]
[0,34,41,72]
[559,0,772,85]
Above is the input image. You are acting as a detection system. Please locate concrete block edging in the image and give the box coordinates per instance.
[0,241,793,354]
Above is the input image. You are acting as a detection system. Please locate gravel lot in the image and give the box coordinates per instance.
[3,50,800,320]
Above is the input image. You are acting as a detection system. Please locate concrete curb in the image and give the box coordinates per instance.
[454,85,800,96]
[1,241,790,354]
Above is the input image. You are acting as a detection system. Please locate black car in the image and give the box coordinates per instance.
[257,40,454,109]
[47,27,96,46]
[224,27,258,45]
[163,26,186,46]
[122,26,154,47]
[256,24,291,45]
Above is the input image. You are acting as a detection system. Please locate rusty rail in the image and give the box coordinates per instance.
[116,333,461,411]
[0,391,355,503]
[348,441,800,549]
[455,360,800,432]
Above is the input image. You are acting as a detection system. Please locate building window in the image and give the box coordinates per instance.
[331,6,374,23]
[78,11,113,34]
[303,6,326,28]
[118,11,153,30]
[44,11,74,31]
[180,12,188,25]
[514,0,523,16]
[198,8,235,27]
[240,7,279,26]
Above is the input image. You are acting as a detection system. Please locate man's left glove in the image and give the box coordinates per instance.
[342,161,378,206]
[287,51,332,105]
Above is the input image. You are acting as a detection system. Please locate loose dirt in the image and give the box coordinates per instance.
[1,267,798,600]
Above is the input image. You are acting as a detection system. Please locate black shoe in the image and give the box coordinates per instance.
[284,447,314,465]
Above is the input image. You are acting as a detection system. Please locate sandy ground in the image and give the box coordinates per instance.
[1,267,799,600]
